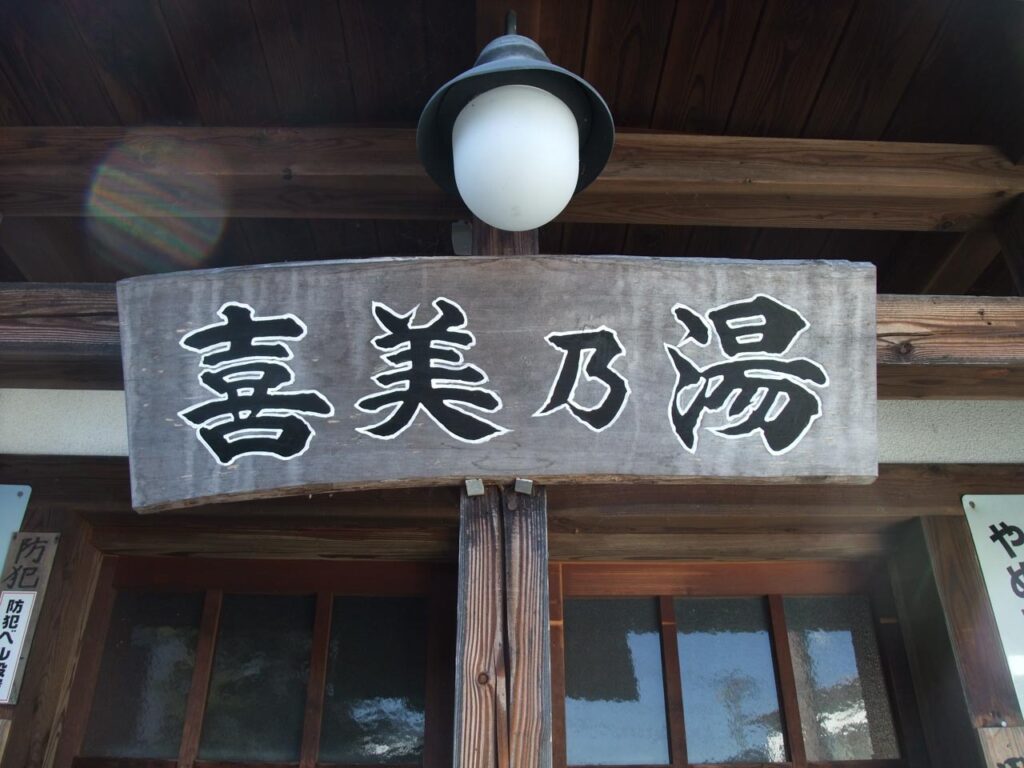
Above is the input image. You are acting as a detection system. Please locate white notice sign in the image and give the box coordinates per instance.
[0,591,35,703]
[965,494,1024,715]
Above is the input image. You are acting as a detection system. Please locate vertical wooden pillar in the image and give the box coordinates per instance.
[502,487,552,768]
[453,220,551,768]
[891,517,1024,768]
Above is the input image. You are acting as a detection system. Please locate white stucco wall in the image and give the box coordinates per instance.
[1,388,1023,462]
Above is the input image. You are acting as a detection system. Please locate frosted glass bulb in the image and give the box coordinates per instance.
[453,84,579,232]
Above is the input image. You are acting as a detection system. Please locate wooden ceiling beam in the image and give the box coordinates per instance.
[1,283,1023,397]
[1,127,1022,231]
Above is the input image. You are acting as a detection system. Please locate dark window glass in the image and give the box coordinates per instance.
[198,594,314,762]
[675,597,786,763]
[785,595,899,761]
[82,591,202,759]
[319,597,428,763]
[564,598,669,765]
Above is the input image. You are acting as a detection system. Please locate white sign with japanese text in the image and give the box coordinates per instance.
[119,256,878,512]
[0,532,59,704]
[0,591,35,703]
[965,494,1024,715]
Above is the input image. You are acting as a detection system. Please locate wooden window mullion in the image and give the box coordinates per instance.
[768,593,807,768]
[177,588,223,768]
[299,591,333,768]
[423,570,456,768]
[658,596,687,767]
[549,564,567,768]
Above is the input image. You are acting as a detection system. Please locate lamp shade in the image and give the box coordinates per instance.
[453,84,578,231]
[417,29,614,230]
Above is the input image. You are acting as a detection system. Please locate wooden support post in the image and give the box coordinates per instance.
[453,220,552,768]
[502,486,552,768]
[454,486,506,768]
[890,517,1023,768]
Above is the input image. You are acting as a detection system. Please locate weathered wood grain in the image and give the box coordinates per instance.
[3,457,1022,530]
[923,516,1022,730]
[889,519,989,768]
[117,256,876,511]
[454,487,503,768]
[43,554,114,768]
[561,561,871,597]
[2,127,1022,230]
[0,283,121,389]
[767,594,807,766]
[549,530,886,560]
[876,295,1024,397]
[177,589,222,768]
[502,488,552,768]
[726,0,855,137]
[978,726,1024,768]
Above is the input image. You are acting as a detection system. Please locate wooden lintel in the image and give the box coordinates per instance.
[3,284,1024,398]
[1,127,1022,230]
[3,455,1022,542]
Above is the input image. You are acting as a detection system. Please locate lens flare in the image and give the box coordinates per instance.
[86,135,228,274]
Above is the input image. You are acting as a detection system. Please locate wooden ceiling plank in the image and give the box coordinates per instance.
[725,0,855,137]
[885,0,1024,157]
[476,0,541,50]
[750,228,829,261]
[583,0,675,127]
[651,0,765,133]
[0,218,96,283]
[338,0,468,124]
[308,220,380,260]
[159,0,280,125]
[622,225,693,258]
[1,127,1023,231]
[421,0,476,96]
[802,0,950,140]
[685,227,759,260]
[64,0,198,125]
[968,258,1017,299]
[0,3,118,125]
[249,0,356,125]
[994,196,1024,296]
[581,0,675,253]
[3,284,1024,398]
[534,0,591,73]
[875,231,957,294]
[0,242,24,282]
[239,219,318,266]
[920,228,1003,295]
[0,63,29,126]
[375,221,454,257]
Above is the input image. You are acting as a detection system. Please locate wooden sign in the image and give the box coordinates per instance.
[118,256,877,512]
[0,532,58,704]
[979,726,1024,768]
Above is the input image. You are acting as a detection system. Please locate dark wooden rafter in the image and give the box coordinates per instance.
[922,227,1003,295]
[1,127,1022,231]
[995,195,1024,295]
[2,284,1023,398]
